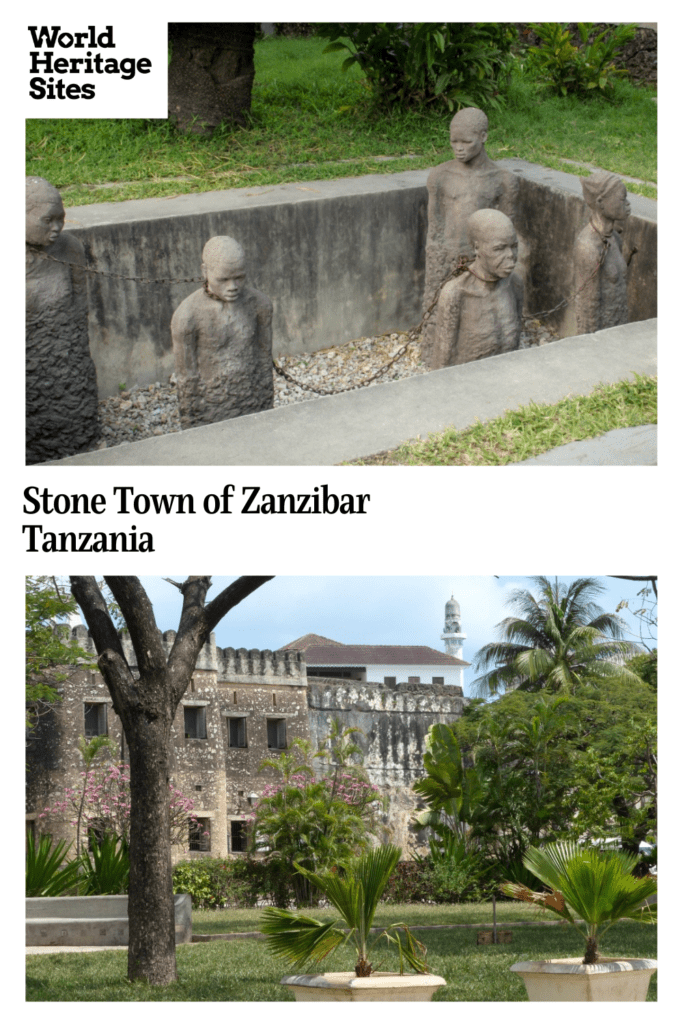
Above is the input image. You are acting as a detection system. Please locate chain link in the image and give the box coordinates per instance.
[28,236,622,398]
[27,247,204,285]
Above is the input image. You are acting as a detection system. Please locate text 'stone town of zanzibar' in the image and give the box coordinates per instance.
[22,485,371,551]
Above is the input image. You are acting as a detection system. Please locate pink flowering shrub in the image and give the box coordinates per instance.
[39,762,205,850]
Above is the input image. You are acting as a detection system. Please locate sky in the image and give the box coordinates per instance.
[75,575,656,698]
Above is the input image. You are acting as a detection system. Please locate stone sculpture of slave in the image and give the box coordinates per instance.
[574,171,631,334]
[171,237,273,429]
[422,107,519,362]
[25,177,99,464]
[431,209,523,369]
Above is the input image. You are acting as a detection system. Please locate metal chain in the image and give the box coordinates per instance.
[27,247,204,285]
[272,254,474,396]
[28,237,622,398]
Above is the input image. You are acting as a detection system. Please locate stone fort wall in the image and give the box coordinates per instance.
[27,628,465,860]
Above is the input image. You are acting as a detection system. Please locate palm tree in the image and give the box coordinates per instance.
[260,845,428,977]
[472,576,640,698]
[501,841,656,963]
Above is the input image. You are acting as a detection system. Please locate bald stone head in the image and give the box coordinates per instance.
[449,107,489,164]
[201,236,247,303]
[468,209,518,281]
[26,176,65,247]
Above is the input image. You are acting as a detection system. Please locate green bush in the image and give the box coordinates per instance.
[172,857,295,909]
[173,858,243,909]
[79,833,129,895]
[525,23,636,98]
[316,23,515,112]
[26,833,82,898]
[229,858,293,908]
[382,858,488,904]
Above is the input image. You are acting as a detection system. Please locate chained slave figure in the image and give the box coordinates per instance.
[26,177,99,464]
[574,171,631,334]
[431,209,523,369]
[422,107,519,362]
[171,236,274,429]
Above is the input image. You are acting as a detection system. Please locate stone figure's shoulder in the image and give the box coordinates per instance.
[55,231,85,265]
[498,166,520,194]
[171,287,206,328]
[440,274,469,303]
[427,160,457,190]
[574,224,600,258]
[509,270,524,299]
[246,285,273,326]
[246,285,273,312]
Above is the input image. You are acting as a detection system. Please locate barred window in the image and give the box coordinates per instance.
[230,819,249,853]
[184,706,207,740]
[228,717,247,748]
[267,718,287,750]
[189,818,210,852]
[84,702,107,737]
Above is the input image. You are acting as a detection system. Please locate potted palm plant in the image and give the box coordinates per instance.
[501,841,657,1001]
[260,844,446,1001]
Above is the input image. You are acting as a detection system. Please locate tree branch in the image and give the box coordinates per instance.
[166,576,274,706]
[608,575,657,598]
[204,576,275,634]
[104,577,167,676]
[70,576,135,719]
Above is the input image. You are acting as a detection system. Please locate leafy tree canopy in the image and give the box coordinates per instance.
[25,576,94,726]
[416,676,656,872]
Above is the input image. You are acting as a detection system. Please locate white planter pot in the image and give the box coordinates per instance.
[281,971,447,1001]
[510,957,657,1001]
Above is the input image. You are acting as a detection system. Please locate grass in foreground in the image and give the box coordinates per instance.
[26,35,656,206]
[350,374,657,466]
[26,919,656,1001]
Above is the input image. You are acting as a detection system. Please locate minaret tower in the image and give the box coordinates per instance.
[442,594,466,663]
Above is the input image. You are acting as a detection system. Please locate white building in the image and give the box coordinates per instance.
[281,594,469,691]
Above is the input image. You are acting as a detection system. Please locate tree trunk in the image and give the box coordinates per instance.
[70,575,274,985]
[126,707,177,984]
[168,23,256,135]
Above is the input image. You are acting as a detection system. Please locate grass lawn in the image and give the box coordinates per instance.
[26,916,656,1001]
[26,34,657,206]
[191,899,551,934]
[349,374,657,466]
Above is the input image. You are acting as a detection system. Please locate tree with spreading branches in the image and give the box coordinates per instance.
[472,576,641,698]
[69,575,273,986]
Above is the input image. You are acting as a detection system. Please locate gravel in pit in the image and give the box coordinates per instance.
[88,321,557,452]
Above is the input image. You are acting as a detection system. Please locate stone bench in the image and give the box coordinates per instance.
[26,893,192,946]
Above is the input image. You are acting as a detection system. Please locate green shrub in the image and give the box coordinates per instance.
[173,858,245,909]
[172,857,295,909]
[316,23,515,112]
[26,833,82,897]
[79,832,129,895]
[382,858,489,904]
[229,858,293,908]
[525,23,636,98]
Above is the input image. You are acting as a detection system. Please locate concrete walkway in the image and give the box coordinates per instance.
[50,319,656,467]
[510,424,656,465]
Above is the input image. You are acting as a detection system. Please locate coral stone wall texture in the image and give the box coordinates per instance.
[26,631,465,860]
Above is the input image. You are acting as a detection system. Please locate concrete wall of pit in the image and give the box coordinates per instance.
[65,163,657,397]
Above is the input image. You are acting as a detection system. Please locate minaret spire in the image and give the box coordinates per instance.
[442,593,466,663]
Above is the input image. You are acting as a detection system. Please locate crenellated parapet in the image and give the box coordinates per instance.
[216,646,305,682]
[67,626,306,683]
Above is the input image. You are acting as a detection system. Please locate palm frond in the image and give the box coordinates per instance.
[260,908,346,970]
